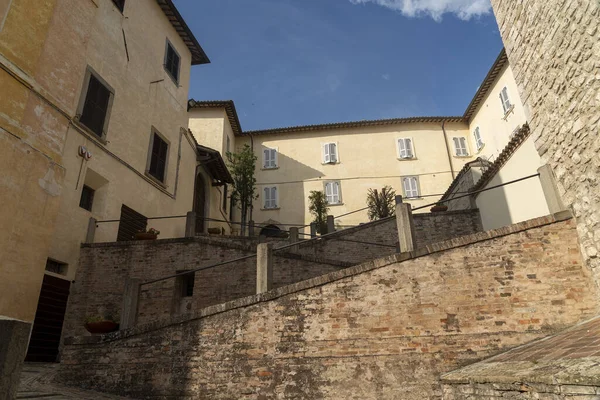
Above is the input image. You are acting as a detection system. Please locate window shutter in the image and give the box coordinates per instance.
[398,139,406,158]
[325,182,332,203]
[263,149,270,168]
[410,178,418,197]
[264,187,270,208]
[403,178,411,197]
[332,182,340,204]
[271,187,278,208]
[323,144,330,163]
[460,137,468,156]
[453,137,460,156]
[273,149,278,168]
[329,143,337,163]
[405,138,413,158]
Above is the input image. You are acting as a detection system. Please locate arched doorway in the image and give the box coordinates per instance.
[260,224,281,237]
[194,173,207,234]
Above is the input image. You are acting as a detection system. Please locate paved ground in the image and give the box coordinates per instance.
[18,363,130,399]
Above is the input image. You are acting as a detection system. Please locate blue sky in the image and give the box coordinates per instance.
[175,0,503,131]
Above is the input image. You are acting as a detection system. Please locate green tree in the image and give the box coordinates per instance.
[226,144,257,236]
[308,190,329,234]
[366,186,396,221]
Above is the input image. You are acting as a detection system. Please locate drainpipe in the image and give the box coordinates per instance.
[248,132,254,227]
[442,120,455,180]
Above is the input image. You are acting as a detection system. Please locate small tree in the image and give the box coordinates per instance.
[226,144,257,236]
[308,190,329,234]
[366,186,396,221]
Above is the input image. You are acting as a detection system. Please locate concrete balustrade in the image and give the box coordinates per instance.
[256,243,274,294]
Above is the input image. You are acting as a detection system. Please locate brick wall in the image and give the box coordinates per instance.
[491,1,600,289]
[63,237,351,337]
[57,212,598,399]
[296,209,482,264]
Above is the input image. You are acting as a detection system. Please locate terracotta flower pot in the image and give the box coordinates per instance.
[134,232,158,240]
[84,321,119,334]
[430,204,448,213]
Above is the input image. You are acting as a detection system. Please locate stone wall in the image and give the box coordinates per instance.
[490,1,600,289]
[57,212,598,399]
[63,237,351,337]
[296,209,482,264]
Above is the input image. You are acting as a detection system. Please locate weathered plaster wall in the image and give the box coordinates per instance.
[62,237,350,338]
[56,213,598,399]
[490,1,600,288]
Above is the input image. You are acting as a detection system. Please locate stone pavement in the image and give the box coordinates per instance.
[18,363,130,399]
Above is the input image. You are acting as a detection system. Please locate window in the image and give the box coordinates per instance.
[164,40,181,83]
[179,272,195,298]
[402,177,420,199]
[263,186,278,209]
[78,71,113,138]
[500,86,512,114]
[147,131,169,182]
[325,181,341,205]
[473,127,484,151]
[453,137,469,157]
[323,143,338,164]
[397,138,414,159]
[222,184,228,213]
[79,185,95,211]
[263,148,278,169]
[111,0,125,12]
[117,204,147,242]
[45,259,67,275]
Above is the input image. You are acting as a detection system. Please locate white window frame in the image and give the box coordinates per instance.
[322,142,338,164]
[397,137,415,159]
[402,176,420,199]
[473,127,484,152]
[324,181,342,205]
[452,137,469,157]
[263,147,278,169]
[263,186,278,209]
[500,86,512,114]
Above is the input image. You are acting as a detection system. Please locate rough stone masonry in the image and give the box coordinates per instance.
[490,0,600,290]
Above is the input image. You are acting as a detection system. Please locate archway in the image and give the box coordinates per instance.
[259,224,282,238]
[193,173,207,234]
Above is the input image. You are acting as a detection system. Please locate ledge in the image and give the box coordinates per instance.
[65,210,574,346]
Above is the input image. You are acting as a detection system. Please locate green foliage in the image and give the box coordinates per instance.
[308,190,329,234]
[366,186,396,221]
[226,144,258,235]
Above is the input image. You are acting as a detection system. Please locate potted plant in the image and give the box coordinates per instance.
[84,314,119,334]
[134,227,160,240]
[431,202,448,213]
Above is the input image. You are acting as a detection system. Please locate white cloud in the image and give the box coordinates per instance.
[349,0,492,22]
[382,73,391,80]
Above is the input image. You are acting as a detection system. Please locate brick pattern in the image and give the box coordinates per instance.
[296,209,483,264]
[63,237,350,338]
[491,0,600,288]
[57,216,598,399]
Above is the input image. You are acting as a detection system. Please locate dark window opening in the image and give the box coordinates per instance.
[148,133,168,182]
[117,204,147,241]
[111,0,125,12]
[164,42,180,83]
[79,185,95,211]
[177,271,195,298]
[260,224,282,238]
[45,259,68,275]
[80,74,111,138]
[222,185,228,214]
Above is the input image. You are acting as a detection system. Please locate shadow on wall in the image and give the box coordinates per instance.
[476,186,512,231]
[255,151,325,227]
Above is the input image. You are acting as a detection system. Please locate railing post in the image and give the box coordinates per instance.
[258,234,266,244]
[289,227,299,252]
[86,217,97,243]
[395,195,416,253]
[256,243,273,294]
[327,215,335,234]
[310,222,317,238]
[120,278,142,330]
[538,164,566,213]
[185,211,196,237]
[249,220,255,237]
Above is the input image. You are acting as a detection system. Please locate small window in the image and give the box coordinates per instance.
[397,138,414,159]
[325,181,341,205]
[500,86,512,114]
[473,127,484,151]
[148,131,169,182]
[323,143,338,164]
[452,137,469,157]
[111,0,125,12]
[45,259,68,275]
[402,177,420,199]
[79,72,113,138]
[176,271,195,298]
[164,40,181,83]
[79,185,95,211]
[222,184,228,213]
[263,186,278,209]
[263,148,278,169]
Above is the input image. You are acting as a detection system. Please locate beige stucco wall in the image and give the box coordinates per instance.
[468,64,529,161]
[41,0,201,281]
[234,121,476,230]
[476,138,549,231]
